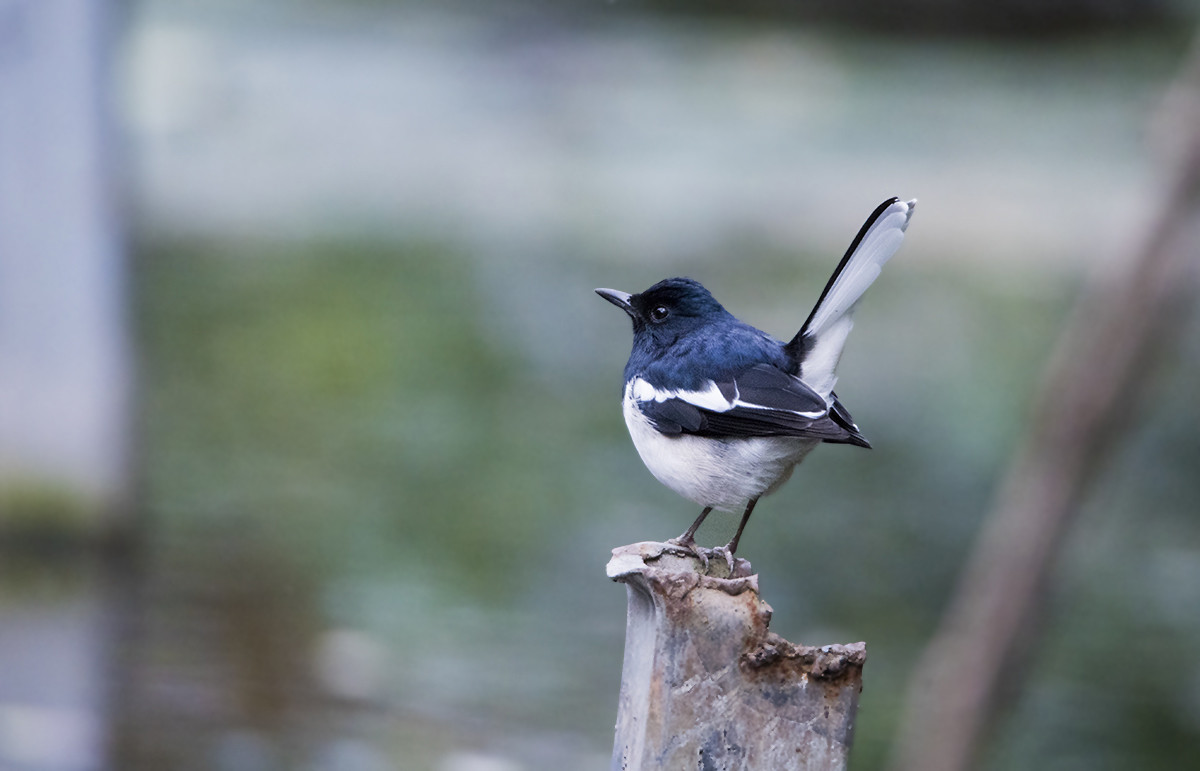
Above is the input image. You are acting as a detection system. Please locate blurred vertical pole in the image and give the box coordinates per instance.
[888,34,1200,771]
[0,2,129,767]
[0,0,132,533]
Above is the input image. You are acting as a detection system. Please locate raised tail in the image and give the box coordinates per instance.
[786,197,916,397]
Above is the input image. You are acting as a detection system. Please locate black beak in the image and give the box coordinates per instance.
[595,288,635,317]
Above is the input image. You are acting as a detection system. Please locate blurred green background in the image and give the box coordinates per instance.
[4,1,1200,769]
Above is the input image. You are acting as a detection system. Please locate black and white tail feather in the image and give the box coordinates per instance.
[786,197,916,399]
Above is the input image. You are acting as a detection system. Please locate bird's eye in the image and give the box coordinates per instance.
[649,305,670,323]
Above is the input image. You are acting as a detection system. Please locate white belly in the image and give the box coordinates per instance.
[622,387,819,512]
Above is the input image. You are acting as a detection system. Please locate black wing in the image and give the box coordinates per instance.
[637,364,869,446]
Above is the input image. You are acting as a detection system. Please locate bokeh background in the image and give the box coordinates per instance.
[3,1,1200,769]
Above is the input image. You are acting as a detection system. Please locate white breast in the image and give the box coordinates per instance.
[622,382,819,512]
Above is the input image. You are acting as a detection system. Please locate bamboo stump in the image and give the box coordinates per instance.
[608,541,866,771]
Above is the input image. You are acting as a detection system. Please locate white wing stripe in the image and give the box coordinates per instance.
[630,377,824,419]
[631,377,731,411]
[729,399,823,418]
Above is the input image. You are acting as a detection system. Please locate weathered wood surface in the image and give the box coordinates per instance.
[609,541,865,771]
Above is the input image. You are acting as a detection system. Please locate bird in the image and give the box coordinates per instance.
[596,197,916,563]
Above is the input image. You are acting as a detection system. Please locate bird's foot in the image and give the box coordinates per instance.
[664,538,752,578]
[665,535,709,570]
[710,545,737,576]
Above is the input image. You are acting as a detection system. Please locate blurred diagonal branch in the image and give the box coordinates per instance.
[888,34,1200,771]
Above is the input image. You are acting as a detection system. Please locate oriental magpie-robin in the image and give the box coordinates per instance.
[597,197,916,560]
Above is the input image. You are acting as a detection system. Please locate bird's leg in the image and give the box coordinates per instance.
[668,506,713,568]
[712,498,759,574]
[676,506,713,547]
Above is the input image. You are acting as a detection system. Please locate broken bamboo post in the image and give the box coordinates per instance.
[608,541,866,771]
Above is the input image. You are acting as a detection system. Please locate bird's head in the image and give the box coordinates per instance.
[595,277,731,350]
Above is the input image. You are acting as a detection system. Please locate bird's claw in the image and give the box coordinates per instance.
[666,536,709,570]
[665,537,750,578]
[710,546,737,576]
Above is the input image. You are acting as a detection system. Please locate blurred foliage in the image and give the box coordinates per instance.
[0,484,93,537]
[640,0,1179,35]
[136,238,584,595]
[338,0,1186,35]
